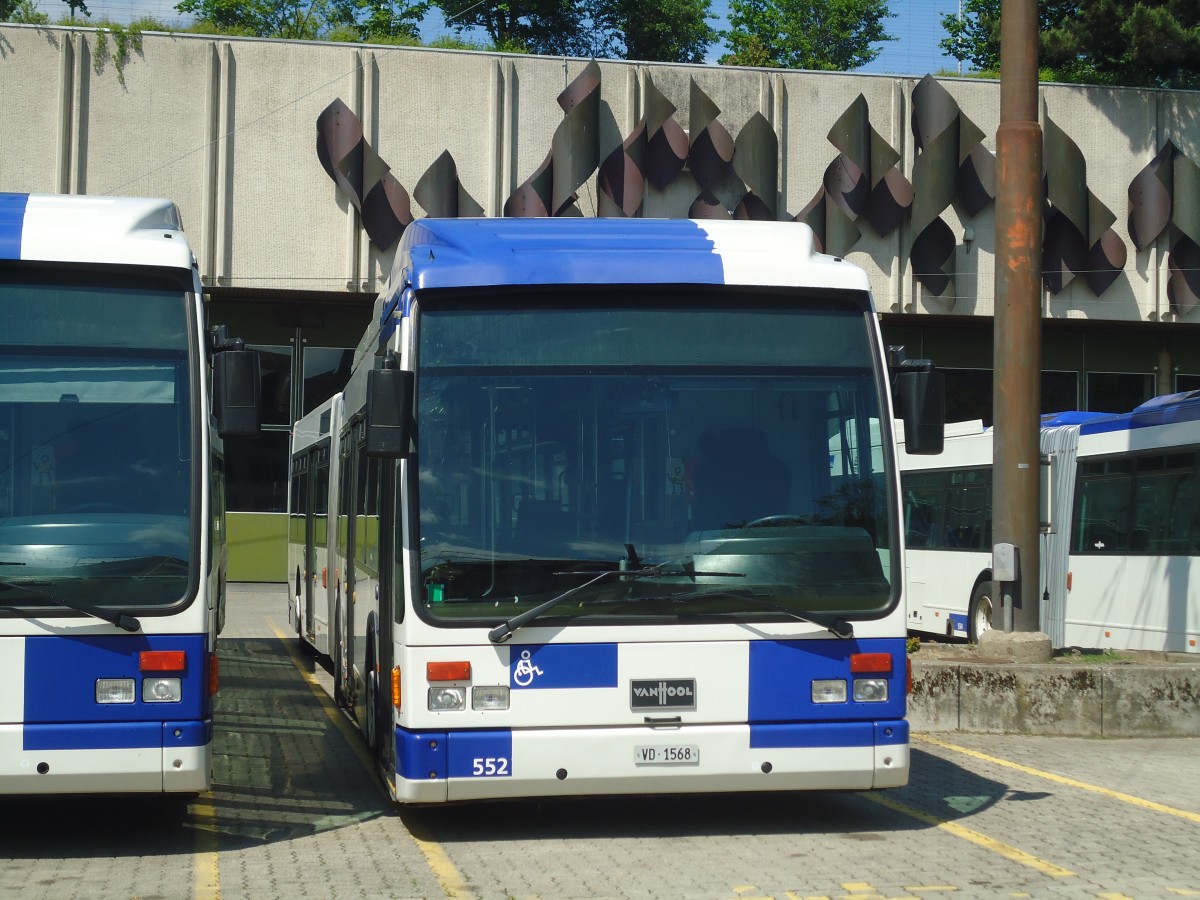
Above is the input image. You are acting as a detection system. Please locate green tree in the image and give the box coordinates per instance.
[325,0,430,42]
[941,0,1200,89]
[593,0,718,64]
[2,0,48,21]
[61,0,90,20]
[174,0,325,38]
[434,0,588,55]
[721,0,894,70]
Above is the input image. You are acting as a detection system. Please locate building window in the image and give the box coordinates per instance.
[1086,372,1154,413]
[254,344,293,427]
[1177,373,1200,393]
[225,431,290,512]
[942,368,1079,426]
[302,346,354,415]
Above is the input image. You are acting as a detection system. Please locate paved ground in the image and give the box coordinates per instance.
[1,582,1198,900]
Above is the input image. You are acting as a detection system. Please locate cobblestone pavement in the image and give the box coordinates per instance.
[2,583,1197,900]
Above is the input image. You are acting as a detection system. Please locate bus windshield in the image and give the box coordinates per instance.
[415,292,896,627]
[0,269,196,610]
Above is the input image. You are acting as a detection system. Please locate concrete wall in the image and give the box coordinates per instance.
[3,24,1200,327]
[911,660,1200,736]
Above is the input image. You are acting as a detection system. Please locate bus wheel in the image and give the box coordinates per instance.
[969,581,994,643]
[365,665,379,753]
[333,603,349,709]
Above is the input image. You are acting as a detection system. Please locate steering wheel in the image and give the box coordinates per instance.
[742,515,809,528]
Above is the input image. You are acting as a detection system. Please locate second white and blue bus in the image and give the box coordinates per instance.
[0,192,258,797]
[288,217,943,803]
[900,392,1199,651]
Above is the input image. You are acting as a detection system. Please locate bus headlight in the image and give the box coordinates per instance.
[428,686,466,711]
[811,679,847,704]
[143,677,183,703]
[853,678,889,702]
[96,678,136,704]
[472,685,509,710]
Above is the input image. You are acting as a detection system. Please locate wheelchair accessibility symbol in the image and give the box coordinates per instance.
[512,650,544,687]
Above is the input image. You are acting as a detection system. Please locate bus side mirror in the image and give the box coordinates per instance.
[366,364,413,458]
[894,367,945,455]
[212,344,261,439]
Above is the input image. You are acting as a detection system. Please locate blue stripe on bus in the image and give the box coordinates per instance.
[508,643,619,690]
[23,720,209,751]
[399,218,728,292]
[748,638,907,723]
[749,719,908,749]
[0,193,30,260]
[23,633,208,724]
[447,729,514,778]
[396,728,447,780]
[25,721,160,751]
[396,728,516,780]
[1080,392,1200,435]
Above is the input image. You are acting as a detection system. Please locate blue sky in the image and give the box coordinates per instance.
[30,0,962,77]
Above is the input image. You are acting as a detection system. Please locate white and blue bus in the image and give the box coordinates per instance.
[288,217,943,803]
[0,193,258,796]
[900,393,1200,651]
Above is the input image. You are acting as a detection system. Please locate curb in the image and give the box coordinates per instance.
[910,660,1200,736]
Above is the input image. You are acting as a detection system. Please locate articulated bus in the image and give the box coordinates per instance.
[287,217,943,803]
[900,392,1200,651]
[0,193,258,796]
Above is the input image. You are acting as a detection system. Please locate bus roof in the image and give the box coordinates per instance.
[0,192,196,270]
[1075,390,1200,435]
[386,218,871,295]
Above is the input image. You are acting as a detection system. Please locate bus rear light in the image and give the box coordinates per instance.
[143,678,182,703]
[96,678,136,704]
[906,658,913,695]
[1067,571,1072,591]
[140,650,186,672]
[427,661,471,681]
[850,652,892,674]
[392,666,402,710]
[208,654,220,696]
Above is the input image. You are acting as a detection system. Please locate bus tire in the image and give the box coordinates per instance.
[333,597,349,709]
[364,626,379,755]
[969,580,994,643]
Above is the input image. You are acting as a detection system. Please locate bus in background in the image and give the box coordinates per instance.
[288,393,343,659]
[0,192,259,797]
[289,217,943,804]
[899,392,1200,651]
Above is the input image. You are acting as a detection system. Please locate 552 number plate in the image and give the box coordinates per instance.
[634,744,700,766]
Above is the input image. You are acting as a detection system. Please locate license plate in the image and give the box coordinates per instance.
[634,744,700,766]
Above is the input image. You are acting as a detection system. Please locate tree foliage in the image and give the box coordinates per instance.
[433,0,588,55]
[721,0,894,70]
[1,0,49,22]
[592,0,718,64]
[941,0,1200,89]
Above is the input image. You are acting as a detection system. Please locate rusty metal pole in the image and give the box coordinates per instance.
[993,0,1043,633]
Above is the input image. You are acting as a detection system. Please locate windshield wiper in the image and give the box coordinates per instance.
[0,581,142,632]
[630,587,855,639]
[486,544,736,643]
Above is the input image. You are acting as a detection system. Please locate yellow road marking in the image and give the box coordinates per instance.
[864,793,1075,878]
[916,734,1200,825]
[192,791,220,899]
[271,626,474,898]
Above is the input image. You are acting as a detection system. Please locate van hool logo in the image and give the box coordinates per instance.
[630,679,696,710]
